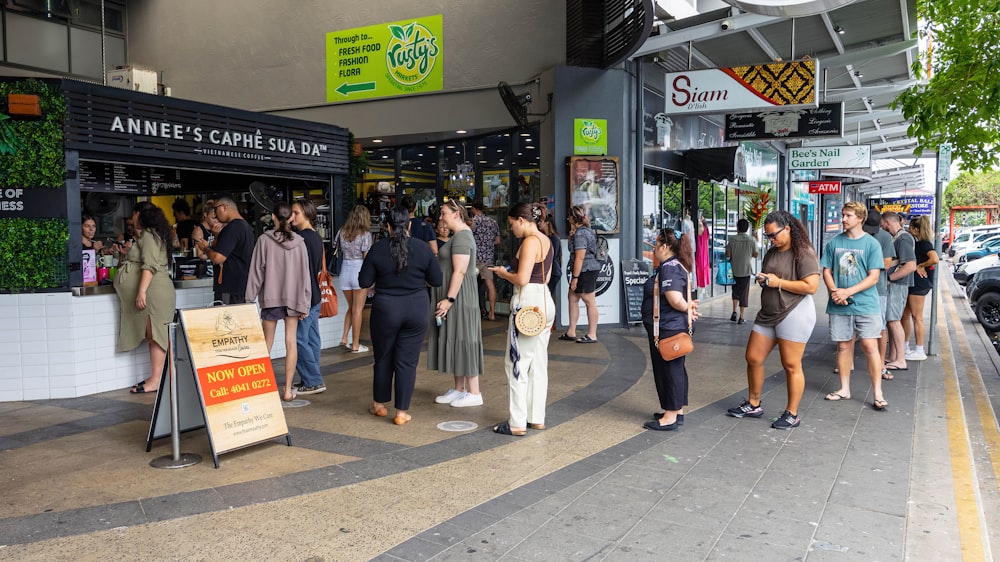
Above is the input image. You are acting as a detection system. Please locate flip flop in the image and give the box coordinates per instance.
[557,333,577,341]
[884,364,908,371]
[825,392,851,401]
[873,398,889,411]
[130,383,157,394]
[881,368,894,380]
[576,335,598,344]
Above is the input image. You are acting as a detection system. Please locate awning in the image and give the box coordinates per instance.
[683,146,748,182]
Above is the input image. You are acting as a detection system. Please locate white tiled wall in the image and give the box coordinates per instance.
[0,288,346,402]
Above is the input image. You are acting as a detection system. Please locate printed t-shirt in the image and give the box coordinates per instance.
[821,232,883,316]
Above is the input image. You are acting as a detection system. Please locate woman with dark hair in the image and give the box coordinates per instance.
[245,202,312,402]
[641,228,697,430]
[359,207,442,425]
[116,201,177,394]
[429,199,485,408]
[289,197,326,395]
[561,204,600,343]
[488,202,555,435]
[727,210,820,430]
[81,214,105,254]
[902,215,938,361]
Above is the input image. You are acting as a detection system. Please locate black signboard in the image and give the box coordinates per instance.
[62,80,350,177]
[725,102,843,141]
[0,186,68,219]
[621,259,652,324]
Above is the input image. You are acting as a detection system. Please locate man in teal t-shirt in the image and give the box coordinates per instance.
[820,202,888,411]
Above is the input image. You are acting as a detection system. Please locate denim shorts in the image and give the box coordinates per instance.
[885,283,907,322]
[829,313,882,341]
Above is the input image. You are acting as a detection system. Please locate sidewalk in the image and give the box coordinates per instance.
[0,280,997,561]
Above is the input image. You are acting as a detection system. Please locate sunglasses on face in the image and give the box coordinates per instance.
[764,227,785,240]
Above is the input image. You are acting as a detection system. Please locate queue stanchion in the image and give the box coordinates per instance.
[151,321,202,469]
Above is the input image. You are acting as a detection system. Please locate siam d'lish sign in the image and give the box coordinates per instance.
[665,60,817,116]
[725,102,843,140]
[788,145,871,170]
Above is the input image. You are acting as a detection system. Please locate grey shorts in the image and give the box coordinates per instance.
[339,259,363,290]
[886,283,907,322]
[829,313,883,341]
[752,295,816,343]
[879,295,887,329]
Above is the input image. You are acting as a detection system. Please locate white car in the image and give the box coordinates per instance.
[955,253,1000,286]
[952,232,1000,263]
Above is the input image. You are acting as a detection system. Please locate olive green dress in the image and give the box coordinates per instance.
[113,230,177,352]
[428,229,484,376]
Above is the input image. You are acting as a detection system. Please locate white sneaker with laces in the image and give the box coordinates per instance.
[450,392,484,407]
[905,350,927,361]
[435,389,464,404]
[350,344,369,353]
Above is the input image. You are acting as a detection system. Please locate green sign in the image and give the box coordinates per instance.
[574,118,607,155]
[326,15,443,103]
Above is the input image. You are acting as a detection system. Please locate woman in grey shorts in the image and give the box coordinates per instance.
[336,205,373,353]
[727,211,820,430]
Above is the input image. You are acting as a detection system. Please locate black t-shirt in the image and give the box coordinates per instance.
[176,219,198,243]
[213,219,255,294]
[409,217,435,243]
[358,237,443,296]
[640,257,689,332]
[913,239,935,291]
[298,228,323,307]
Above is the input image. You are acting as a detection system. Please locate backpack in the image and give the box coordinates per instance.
[595,234,609,261]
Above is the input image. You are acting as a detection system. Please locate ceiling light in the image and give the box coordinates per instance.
[372,139,383,143]
[525,145,535,149]
[520,132,531,137]
[477,145,487,149]
[456,130,467,134]
[834,25,844,34]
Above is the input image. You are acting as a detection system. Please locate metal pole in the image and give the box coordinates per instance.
[927,174,944,356]
[150,321,201,468]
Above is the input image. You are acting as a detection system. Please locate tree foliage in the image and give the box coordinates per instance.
[893,0,1000,171]
[944,170,1000,213]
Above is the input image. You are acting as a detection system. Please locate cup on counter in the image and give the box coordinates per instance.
[97,267,110,284]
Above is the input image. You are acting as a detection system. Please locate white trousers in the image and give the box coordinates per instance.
[504,283,555,428]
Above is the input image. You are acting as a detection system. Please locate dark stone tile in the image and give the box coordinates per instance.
[0,501,146,545]
[140,489,227,522]
[383,536,447,562]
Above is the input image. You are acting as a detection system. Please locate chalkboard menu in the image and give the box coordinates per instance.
[621,259,653,324]
[79,161,182,194]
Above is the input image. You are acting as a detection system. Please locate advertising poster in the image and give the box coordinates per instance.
[559,237,621,326]
[179,304,288,455]
[568,156,619,234]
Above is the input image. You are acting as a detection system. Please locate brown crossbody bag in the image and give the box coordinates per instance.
[653,264,694,361]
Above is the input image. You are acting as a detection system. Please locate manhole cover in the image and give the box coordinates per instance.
[437,420,478,432]
[282,399,310,408]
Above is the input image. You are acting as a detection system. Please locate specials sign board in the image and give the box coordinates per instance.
[788,145,872,170]
[179,304,288,456]
[664,60,818,116]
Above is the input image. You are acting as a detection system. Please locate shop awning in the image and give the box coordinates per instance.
[683,146,747,183]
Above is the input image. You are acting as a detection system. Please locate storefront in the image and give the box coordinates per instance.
[0,78,351,401]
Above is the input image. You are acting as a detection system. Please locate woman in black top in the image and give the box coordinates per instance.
[902,215,938,361]
[359,207,443,425]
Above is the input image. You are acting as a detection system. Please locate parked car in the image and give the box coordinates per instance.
[953,231,1000,262]
[955,254,1000,286]
[949,226,1000,257]
[966,265,1000,331]
[963,237,1000,264]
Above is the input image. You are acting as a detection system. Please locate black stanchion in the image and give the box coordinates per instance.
[150,322,203,469]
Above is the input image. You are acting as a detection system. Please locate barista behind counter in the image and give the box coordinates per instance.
[193,194,254,304]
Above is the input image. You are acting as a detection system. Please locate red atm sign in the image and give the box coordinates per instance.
[808,180,841,194]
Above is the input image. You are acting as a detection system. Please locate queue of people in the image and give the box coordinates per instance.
[112,194,931,437]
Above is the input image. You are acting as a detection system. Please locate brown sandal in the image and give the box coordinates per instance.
[369,404,387,417]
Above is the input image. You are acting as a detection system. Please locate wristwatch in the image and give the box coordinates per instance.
[446,296,456,303]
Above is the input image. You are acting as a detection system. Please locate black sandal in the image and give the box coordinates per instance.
[492,421,526,436]
[557,333,576,341]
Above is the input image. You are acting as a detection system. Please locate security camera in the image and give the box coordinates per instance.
[721,18,734,31]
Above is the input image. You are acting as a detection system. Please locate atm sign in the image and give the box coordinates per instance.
[808,181,841,194]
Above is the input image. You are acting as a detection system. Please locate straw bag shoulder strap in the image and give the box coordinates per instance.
[653,261,692,343]
[516,235,549,315]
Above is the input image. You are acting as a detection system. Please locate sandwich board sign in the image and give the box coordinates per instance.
[148,304,290,467]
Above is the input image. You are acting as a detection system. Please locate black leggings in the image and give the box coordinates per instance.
[370,292,430,410]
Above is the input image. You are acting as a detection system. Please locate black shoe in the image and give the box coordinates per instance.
[737,318,746,324]
[730,312,738,322]
[644,419,679,431]
[727,400,763,418]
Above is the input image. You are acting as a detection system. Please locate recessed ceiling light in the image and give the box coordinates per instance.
[372,139,383,143]
[445,145,455,149]
[477,146,487,149]
[525,145,535,149]
[418,153,423,157]
[456,130,467,134]
[520,132,530,137]
[382,155,389,159]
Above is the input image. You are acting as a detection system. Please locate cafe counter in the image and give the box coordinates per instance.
[0,278,348,402]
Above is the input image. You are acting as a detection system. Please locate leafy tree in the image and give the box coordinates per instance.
[893,0,1000,171]
[943,170,1000,226]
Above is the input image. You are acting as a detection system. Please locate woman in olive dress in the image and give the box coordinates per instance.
[429,199,485,408]
[115,202,177,394]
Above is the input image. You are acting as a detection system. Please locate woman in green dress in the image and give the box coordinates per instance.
[429,199,485,408]
[115,201,177,394]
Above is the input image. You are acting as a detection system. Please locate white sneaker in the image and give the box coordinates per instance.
[435,389,464,404]
[450,392,483,408]
[350,344,369,353]
[905,350,927,361]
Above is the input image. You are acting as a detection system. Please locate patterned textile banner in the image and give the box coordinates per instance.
[664,60,818,116]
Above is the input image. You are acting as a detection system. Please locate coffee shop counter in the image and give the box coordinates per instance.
[0,278,348,402]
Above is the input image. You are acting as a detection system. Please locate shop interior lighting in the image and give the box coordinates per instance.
[372,139,383,143]
[854,70,863,78]
[456,130,467,134]
[834,25,845,34]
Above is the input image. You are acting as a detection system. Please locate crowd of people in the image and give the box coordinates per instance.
[116,194,935,436]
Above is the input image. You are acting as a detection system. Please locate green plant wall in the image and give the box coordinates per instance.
[0,79,69,292]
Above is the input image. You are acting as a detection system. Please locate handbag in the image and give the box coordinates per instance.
[716,259,735,286]
[513,235,548,337]
[318,252,338,318]
[653,263,694,361]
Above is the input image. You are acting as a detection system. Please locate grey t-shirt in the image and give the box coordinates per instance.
[873,229,896,295]
[569,226,600,272]
[726,233,758,278]
[889,230,916,287]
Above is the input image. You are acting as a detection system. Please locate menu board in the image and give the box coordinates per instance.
[80,161,183,194]
[621,259,652,324]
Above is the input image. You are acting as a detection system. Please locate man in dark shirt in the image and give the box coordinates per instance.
[400,195,435,251]
[172,198,198,252]
[194,194,254,304]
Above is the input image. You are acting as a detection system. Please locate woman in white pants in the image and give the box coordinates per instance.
[489,202,555,435]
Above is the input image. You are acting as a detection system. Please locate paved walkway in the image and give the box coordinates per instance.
[1,277,998,561]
